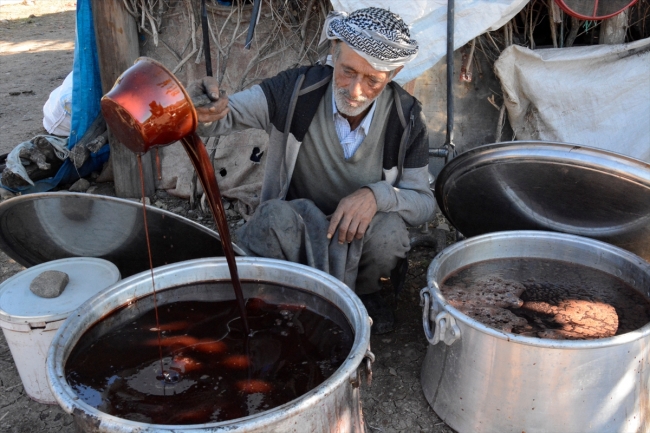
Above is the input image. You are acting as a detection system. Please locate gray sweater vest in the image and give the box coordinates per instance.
[287,82,393,216]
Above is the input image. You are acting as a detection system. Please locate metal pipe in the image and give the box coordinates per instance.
[245,0,262,50]
[201,0,213,76]
[445,0,455,148]
[429,148,449,158]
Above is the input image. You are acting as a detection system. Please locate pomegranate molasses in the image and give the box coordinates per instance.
[441,258,650,340]
[180,132,249,334]
[100,57,250,333]
[65,281,353,425]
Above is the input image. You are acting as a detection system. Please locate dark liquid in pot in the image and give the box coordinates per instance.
[65,281,354,425]
[441,258,650,340]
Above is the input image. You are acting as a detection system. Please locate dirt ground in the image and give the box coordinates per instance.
[0,0,76,155]
[0,2,458,432]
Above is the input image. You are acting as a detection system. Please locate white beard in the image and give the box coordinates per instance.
[333,75,375,117]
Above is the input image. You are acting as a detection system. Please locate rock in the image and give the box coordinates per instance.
[0,189,16,201]
[69,178,90,192]
[30,270,69,298]
[95,160,114,183]
[69,143,90,168]
[85,182,116,197]
[437,222,449,231]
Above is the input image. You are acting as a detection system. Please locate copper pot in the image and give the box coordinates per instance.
[100,57,198,154]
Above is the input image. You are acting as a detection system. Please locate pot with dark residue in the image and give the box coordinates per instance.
[421,231,650,433]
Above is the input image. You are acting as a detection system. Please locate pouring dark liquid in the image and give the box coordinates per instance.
[101,57,249,335]
[180,132,249,335]
[71,57,358,426]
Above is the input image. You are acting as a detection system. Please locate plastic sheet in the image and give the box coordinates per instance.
[2,0,109,193]
[42,71,73,137]
[494,39,650,162]
[329,0,529,85]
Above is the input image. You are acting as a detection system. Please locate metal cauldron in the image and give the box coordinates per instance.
[420,231,650,433]
[0,192,246,277]
[47,257,373,433]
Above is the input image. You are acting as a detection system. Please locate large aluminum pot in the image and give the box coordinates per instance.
[47,257,373,433]
[420,231,650,433]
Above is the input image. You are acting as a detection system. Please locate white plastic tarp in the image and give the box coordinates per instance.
[42,71,73,137]
[494,38,650,162]
[329,0,529,85]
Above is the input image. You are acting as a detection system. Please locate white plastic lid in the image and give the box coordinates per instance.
[0,257,120,324]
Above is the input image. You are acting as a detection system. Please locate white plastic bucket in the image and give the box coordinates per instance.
[0,257,120,404]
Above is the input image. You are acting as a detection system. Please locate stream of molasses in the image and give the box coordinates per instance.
[179,132,250,335]
[135,132,250,382]
[80,63,357,424]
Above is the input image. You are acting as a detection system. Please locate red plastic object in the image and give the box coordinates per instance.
[555,0,638,20]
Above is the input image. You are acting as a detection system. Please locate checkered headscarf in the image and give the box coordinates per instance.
[319,7,418,71]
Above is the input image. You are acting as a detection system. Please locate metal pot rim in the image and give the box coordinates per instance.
[47,257,371,432]
[426,230,650,350]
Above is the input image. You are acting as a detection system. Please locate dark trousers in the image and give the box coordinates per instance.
[236,199,410,294]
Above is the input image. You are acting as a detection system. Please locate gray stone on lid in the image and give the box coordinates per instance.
[29,270,69,298]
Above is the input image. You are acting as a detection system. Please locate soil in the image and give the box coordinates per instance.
[0,2,458,432]
[0,0,76,156]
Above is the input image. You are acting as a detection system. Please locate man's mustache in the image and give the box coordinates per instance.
[336,87,368,103]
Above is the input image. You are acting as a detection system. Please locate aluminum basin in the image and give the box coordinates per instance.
[421,231,650,433]
[47,257,372,433]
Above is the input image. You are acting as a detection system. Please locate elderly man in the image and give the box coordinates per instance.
[192,7,435,334]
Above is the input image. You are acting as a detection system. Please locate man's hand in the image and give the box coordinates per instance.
[327,188,378,244]
[186,76,230,123]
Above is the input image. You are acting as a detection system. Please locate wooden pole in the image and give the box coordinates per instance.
[91,0,156,198]
[600,10,628,45]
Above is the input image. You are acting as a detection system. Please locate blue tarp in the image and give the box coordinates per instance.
[2,0,109,193]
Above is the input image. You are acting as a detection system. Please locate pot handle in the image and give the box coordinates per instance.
[350,349,375,388]
[420,288,461,346]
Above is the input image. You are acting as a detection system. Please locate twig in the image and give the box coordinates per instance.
[140,0,146,32]
[548,0,558,48]
[121,0,138,17]
[460,38,476,81]
[195,42,204,64]
[565,16,581,47]
[485,31,500,52]
[529,2,535,49]
[495,104,507,142]
[487,95,500,110]
[172,0,198,74]
[142,3,159,46]
[298,0,316,58]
